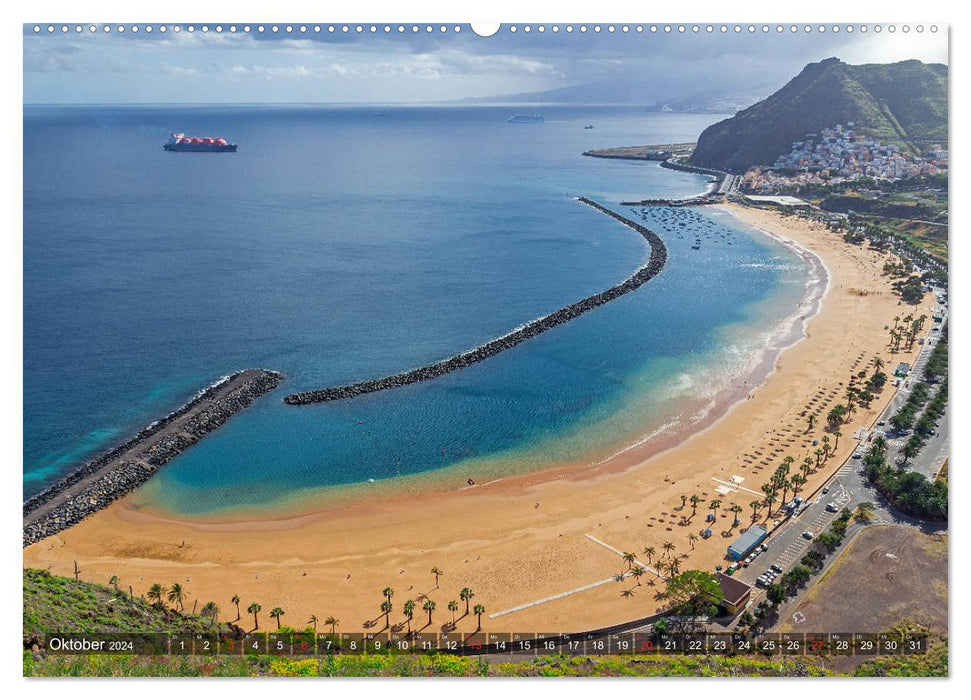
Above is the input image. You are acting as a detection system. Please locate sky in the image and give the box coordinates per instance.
[23,23,949,105]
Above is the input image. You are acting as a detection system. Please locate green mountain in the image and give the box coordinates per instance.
[23,568,237,641]
[690,58,948,172]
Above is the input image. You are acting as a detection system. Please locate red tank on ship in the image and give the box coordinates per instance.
[163,133,238,152]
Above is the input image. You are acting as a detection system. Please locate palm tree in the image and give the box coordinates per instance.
[873,356,885,371]
[108,575,119,591]
[473,604,486,631]
[448,600,459,624]
[729,505,743,526]
[270,607,285,630]
[680,495,688,509]
[631,565,646,585]
[662,541,676,560]
[665,559,680,578]
[403,600,416,633]
[801,456,814,479]
[855,502,876,523]
[460,587,475,615]
[382,587,395,604]
[833,430,842,452]
[750,499,762,521]
[821,435,831,456]
[147,583,166,609]
[167,582,186,611]
[201,601,219,627]
[643,546,656,563]
[709,499,722,520]
[308,614,319,633]
[814,448,826,469]
[231,594,241,621]
[430,567,443,589]
[689,494,701,516]
[791,474,806,496]
[325,615,339,636]
[806,413,816,432]
[763,492,777,516]
[247,602,262,630]
[622,552,636,570]
[900,440,919,466]
[423,599,436,626]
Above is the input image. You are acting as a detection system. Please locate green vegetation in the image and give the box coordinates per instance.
[23,568,945,678]
[23,650,842,677]
[740,511,853,635]
[854,625,947,677]
[691,58,947,172]
[662,570,722,618]
[23,568,237,639]
[863,435,947,522]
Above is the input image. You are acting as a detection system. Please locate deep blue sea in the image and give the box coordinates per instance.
[23,105,809,515]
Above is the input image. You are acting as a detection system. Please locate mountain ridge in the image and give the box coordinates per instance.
[690,58,948,172]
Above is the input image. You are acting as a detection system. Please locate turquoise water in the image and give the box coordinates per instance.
[23,105,809,514]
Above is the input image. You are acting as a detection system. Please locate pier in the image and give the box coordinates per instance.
[23,368,283,546]
[284,198,668,405]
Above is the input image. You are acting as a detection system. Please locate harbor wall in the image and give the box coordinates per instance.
[23,369,283,546]
[284,198,667,405]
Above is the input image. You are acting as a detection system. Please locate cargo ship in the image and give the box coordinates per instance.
[163,133,238,152]
[507,114,545,124]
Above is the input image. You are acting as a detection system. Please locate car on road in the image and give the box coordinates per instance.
[802,531,814,540]
[877,420,886,426]
[928,428,936,435]
[822,486,829,494]
[825,503,839,513]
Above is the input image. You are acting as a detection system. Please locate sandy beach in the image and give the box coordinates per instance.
[23,203,931,635]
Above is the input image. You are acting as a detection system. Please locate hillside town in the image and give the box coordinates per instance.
[741,123,948,193]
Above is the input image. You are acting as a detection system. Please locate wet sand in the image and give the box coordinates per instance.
[23,204,930,635]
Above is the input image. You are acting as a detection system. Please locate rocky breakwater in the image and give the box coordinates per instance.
[284,198,667,405]
[23,368,283,547]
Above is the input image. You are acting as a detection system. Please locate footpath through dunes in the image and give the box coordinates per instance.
[23,369,283,547]
[285,198,668,406]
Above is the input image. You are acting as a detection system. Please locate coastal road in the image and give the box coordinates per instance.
[727,314,948,609]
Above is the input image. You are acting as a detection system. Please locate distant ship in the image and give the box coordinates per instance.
[584,124,594,129]
[163,133,237,152]
[507,114,546,124]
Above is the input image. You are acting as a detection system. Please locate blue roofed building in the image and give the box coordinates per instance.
[726,525,768,560]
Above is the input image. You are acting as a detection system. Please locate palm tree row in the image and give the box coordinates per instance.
[375,584,481,633]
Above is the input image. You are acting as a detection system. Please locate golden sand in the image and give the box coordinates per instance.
[23,203,930,635]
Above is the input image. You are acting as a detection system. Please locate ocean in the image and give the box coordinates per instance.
[23,105,810,515]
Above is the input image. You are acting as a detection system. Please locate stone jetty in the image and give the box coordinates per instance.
[284,198,667,405]
[23,368,283,547]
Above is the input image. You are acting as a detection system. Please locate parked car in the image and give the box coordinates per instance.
[802,531,814,540]
[770,564,784,574]
[877,420,886,426]
[825,503,839,513]
[852,452,862,459]
[759,543,768,553]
